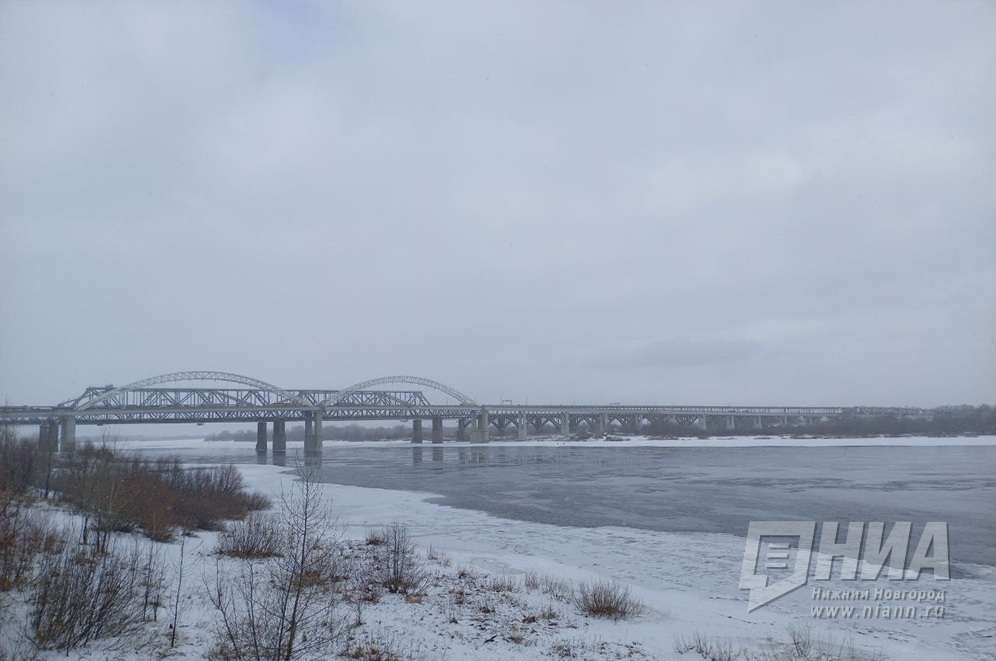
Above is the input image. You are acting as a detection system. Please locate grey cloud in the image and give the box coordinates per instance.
[592,337,765,370]
[0,1,993,412]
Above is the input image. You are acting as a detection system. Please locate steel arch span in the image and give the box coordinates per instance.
[319,376,477,407]
[71,371,301,411]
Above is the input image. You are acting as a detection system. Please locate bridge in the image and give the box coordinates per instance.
[0,371,926,456]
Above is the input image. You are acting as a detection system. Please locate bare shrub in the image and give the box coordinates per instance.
[574,580,644,620]
[0,430,39,496]
[0,497,60,592]
[378,523,430,595]
[30,536,156,652]
[54,449,269,542]
[243,491,272,511]
[208,467,346,660]
[216,513,283,558]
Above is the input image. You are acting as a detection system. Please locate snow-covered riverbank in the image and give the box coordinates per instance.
[13,437,996,660]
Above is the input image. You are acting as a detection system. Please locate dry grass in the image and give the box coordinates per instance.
[574,580,644,620]
[540,575,574,602]
[523,571,540,590]
[485,575,517,592]
[673,627,888,661]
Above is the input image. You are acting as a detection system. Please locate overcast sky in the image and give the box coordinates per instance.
[1,1,994,410]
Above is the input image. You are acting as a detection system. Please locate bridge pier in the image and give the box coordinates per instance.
[517,412,527,440]
[560,413,570,436]
[593,412,607,436]
[457,418,468,442]
[59,416,75,453]
[726,415,736,431]
[412,419,423,444]
[272,420,286,454]
[304,410,322,456]
[431,416,443,443]
[38,421,59,453]
[470,408,489,443]
[256,421,268,453]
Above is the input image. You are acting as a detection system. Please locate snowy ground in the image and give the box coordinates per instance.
[14,435,996,660]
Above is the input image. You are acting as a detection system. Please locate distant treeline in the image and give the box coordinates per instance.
[645,405,996,437]
[205,423,414,443]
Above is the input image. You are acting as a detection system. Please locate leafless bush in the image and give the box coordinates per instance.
[574,580,644,620]
[378,523,430,595]
[216,513,283,558]
[30,536,159,652]
[0,429,39,496]
[208,467,346,660]
[54,449,269,542]
[0,496,60,592]
[243,491,272,512]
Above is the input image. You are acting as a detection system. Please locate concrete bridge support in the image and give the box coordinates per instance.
[431,416,443,443]
[593,412,607,436]
[38,421,59,453]
[37,422,48,451]
[560,413,570,436]
[517,412,528,440]
[457,418,468,442]
[272,420,286,454]
[256,421,268,454]
[471,408,489,443]
[304,410,322,456]
[59,416,76,453]
[412,418,423,444]
[726,415,736,431]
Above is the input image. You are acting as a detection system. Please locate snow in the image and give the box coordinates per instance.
[13,436,996,660]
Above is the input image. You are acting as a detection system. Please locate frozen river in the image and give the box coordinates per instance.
[131,436,996,569]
